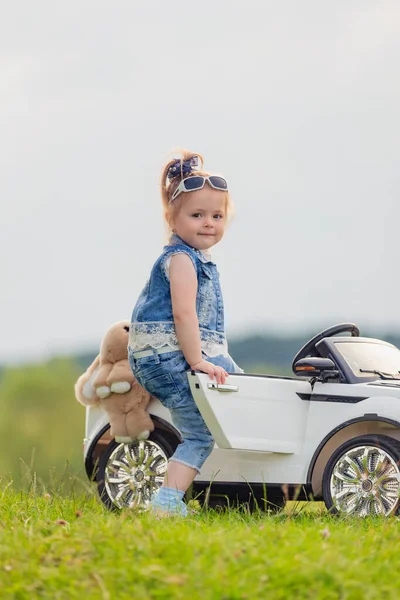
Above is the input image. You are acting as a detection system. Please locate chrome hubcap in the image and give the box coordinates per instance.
[104,440,168,509]
[330,445,400,516]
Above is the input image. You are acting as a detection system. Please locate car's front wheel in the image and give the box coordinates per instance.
[322,434,400,517]
[96,430,177,510]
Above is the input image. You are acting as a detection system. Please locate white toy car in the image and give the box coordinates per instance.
[83,323,400,517]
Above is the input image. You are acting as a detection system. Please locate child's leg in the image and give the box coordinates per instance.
[129,350,215,515]
[150,401,214,516]
[149,486,188,516]
[162,461,197,492]
[149,463,196,517]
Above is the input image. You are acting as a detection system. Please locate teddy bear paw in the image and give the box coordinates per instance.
[137,430,151,441]
[110,381,131,394]
[115,435,135,444]
[82,380,96,401]
[96,386,111,399]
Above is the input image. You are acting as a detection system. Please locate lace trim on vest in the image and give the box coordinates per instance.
[129,322,228,358]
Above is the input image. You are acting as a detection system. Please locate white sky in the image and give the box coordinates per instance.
[1,1,400,364]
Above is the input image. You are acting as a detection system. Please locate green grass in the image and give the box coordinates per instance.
[1,480,400,599]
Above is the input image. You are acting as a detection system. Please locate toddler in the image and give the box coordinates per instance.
[128,150,243,516]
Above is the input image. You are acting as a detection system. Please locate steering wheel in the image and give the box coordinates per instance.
[291,323,360,374]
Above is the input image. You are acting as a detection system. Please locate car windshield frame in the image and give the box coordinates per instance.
[316,337,400,384]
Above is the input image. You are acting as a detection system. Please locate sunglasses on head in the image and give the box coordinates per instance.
[171,175,228,202]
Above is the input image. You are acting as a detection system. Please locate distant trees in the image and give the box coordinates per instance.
[229,331,400,375]
[0,358,86,490]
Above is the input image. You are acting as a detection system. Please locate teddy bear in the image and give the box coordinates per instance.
[74,320,155,442]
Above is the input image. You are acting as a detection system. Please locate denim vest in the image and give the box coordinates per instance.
[128,234,228,357]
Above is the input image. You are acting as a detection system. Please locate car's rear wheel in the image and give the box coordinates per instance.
[322,434,400,517]
[96,430,177,510]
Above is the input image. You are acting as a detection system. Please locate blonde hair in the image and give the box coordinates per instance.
[161,149,234,238]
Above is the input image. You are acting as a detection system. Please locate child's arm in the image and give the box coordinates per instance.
[169,253,228,384]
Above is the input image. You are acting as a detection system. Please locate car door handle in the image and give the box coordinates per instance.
[207,383,239,392]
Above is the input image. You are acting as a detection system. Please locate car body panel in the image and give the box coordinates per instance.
[188,372,312,453]
[83,331,400,498]
[84,378,400,487]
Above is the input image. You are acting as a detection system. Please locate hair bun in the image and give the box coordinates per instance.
[167,156,199,180]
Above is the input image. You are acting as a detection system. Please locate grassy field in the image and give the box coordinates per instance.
[1,479,400,599]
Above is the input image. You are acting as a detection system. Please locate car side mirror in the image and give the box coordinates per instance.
[294,357,338,379]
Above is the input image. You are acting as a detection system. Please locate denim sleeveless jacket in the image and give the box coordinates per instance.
[128,234,228,357]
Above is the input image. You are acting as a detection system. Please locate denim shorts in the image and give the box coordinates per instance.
[128,347,243,473]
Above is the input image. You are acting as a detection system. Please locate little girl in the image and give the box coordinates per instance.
[128,150,243,516]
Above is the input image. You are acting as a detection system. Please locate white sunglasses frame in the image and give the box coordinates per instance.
[171,175,228,202]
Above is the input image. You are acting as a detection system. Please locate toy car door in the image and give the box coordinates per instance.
[188,372,312,453]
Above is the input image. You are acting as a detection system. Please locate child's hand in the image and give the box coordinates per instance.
[190,359,228,384]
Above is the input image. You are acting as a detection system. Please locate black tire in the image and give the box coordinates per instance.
[96,429,178,511]
[322,434,400,517]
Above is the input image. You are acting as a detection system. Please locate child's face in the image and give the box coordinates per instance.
[171,186,227,251]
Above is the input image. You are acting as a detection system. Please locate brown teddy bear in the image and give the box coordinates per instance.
[74,321,155,442]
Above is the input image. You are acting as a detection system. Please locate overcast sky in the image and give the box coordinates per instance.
[1,1,400,365]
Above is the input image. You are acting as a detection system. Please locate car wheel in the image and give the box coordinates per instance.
[322,434,400,517]
[96,430,177,511]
